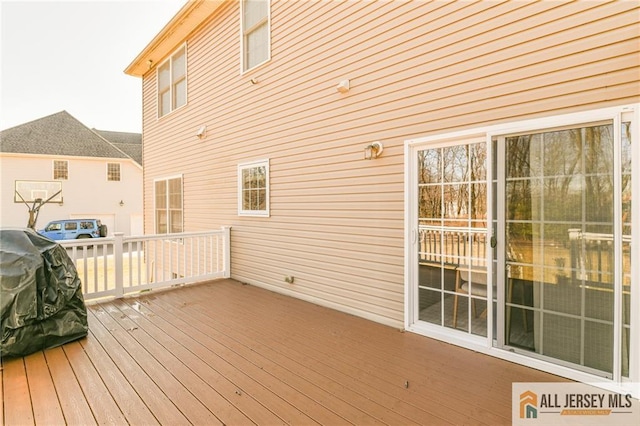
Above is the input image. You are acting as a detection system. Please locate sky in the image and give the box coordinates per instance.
[1,0,186,133]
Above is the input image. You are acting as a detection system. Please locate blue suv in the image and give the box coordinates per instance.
[38,219,108,240]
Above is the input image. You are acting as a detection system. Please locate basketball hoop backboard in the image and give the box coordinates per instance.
[15,180,63,203]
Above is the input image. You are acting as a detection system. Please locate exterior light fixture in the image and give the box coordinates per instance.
[196,125,207,139]
[119,200,124,207]
[336,79,350,93]
[364,141,383,160]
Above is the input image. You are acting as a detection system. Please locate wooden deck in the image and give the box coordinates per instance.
[2,279,567,425]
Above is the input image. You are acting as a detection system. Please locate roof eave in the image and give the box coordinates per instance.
[124,0,226,77]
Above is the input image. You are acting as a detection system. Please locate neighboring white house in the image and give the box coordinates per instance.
[0,110,143,235]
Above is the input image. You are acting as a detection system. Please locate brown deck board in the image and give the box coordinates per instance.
[43,346,96,424]
[90,304,223,425]
[87,308,192,425]
[159,284,436,425]
[115,297,332,425]
[23,351,65,425]
[144,290,379,425]
[103,300,268,425]
[3,357,35,425]
[78,327,159,425]
[166,283,479,423]
[205,282,548,422]
[2,278,569,425]
[61,341,128,425]
[127,296,352,425]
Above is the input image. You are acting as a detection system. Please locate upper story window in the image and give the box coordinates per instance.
[155,176,183,234]
[53,160,68,180]
[242,0,270,72]
[158,45,187,117]
[238,159,269,216]
[107,163,121,181]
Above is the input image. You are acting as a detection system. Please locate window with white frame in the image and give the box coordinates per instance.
[238,159,269,216]
[53,160,68,180]
[242,0,270,72]
[158,45,187,117]
[107,163,121,181]
[155,176,183,234]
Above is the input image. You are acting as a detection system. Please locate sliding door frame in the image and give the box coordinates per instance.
[405,103,639,396]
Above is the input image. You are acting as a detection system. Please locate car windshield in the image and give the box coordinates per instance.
[46,223,62,231]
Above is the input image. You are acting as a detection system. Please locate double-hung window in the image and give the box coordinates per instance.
[155,176,183,234]
[242,0,270,72]
[53,160,68,180]
[238,159,269,216]
[158,45,187,117]
[107,163,120,181]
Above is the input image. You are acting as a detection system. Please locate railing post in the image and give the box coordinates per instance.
[222,226,231,278]
[114,232,124,298]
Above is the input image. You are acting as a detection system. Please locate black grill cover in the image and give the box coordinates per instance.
[1,228,88,358]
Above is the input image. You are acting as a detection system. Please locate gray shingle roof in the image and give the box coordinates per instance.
[93,129,142,165]
[0,111,139,163]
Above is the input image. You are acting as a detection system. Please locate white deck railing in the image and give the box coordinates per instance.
[59,227,231,302]
[418,225,488,266]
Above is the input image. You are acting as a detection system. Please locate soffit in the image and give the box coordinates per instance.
[125,0,225,77]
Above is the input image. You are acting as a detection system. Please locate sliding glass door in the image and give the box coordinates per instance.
[416,140,489,337]
[409,106,634,384]
[497,119,631,379]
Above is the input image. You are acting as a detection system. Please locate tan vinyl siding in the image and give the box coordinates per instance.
[140,0,640,327]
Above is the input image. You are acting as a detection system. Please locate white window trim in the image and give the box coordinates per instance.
[238,159,270,217]
[240,0,271,74]
[153,174,184,234]
[157,43,187,119]
[404,103,639,397]
[106,162,121,182]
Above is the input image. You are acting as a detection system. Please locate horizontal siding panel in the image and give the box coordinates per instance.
[276,182,402,197]
[272,1,494,68]
[273,202,403,215]
[359,26,639,102]
[268,1,599,95]
[231,225,402,250]
[139,0,640,326]
[263,222,400,235]
[230,262,405,325]
[213,3,561,125]
[142,0,632,145]
[266,211,402,224]
[232,241,403,292]
[230,7,632,141]
[203,51,637,149]
[263,220,400,234]
[232,237,403,264]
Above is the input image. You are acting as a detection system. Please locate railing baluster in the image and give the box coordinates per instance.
[114,233,124,298]
[59,228,230,302]
[184,237,187,276]
[137,240,142,286]
[92,246,98,292]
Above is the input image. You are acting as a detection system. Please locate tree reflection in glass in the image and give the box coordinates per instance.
[505,123,617,375]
